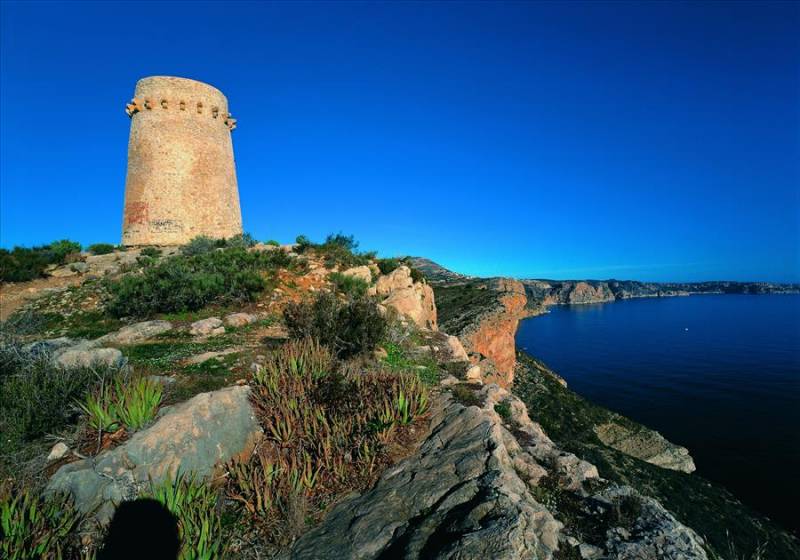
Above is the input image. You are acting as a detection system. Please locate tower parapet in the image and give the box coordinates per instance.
[121,76,243,246]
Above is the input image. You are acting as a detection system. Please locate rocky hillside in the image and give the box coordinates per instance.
[1,239,797,559]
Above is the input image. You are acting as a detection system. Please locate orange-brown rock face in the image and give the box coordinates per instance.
[461,279,527,387]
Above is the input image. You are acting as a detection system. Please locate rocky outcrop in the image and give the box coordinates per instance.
[341,265,373,283]
[371,266,437,330]
[288,381,706,560]
[594,422,696,473]
[47,386,262,524]
[454,279,529,387]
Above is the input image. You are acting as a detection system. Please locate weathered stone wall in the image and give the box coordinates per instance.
[121,76,242,246]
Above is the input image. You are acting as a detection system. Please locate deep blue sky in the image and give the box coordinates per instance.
[1,1,798,282]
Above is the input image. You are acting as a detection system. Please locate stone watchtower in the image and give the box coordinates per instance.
[121,76,243,246]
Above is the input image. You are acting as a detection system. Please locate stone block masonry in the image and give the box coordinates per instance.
[121,76,243,246]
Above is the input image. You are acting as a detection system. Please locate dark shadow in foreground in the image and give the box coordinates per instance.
[97,498,179,560]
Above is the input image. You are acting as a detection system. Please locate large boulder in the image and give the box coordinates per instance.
[46,386,262,524]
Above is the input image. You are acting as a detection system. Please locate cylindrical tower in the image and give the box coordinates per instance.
[121,76,242,246]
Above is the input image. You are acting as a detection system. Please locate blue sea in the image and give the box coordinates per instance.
[516,294,800,534]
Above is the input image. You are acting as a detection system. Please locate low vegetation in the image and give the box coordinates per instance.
[226,336,429,548]
[144,473,224,560]
[0,341,119,459]
[87,243,116,255]
[0,489,82,560]
[106,246,293,318]
[327,271,368,298]
[284,291,386,359]
[0,239,82,282]
[180,233,257,256]
[294,233,375,269]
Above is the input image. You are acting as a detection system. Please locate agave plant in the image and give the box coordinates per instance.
[0,490,81,560]
[145,473,223,560]
[78,384,119,432]
[115,377,163,431]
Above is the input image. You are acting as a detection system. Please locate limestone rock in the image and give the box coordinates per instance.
[375,265,413,296]
[465,364,482,382]
[190,317,225,336]
[445,335,469,362]
[382,285,435,330]
[55,347,124,370]
[287,392,562,560]
[95,320,173,346]
[599,486,708,559]
[47,442,70,462]
[340,265,372,283]
[46,386,262,524]
[594,423,696,473]
[224,312,257,328]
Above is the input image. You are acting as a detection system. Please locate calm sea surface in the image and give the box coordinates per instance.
[516,294,800,533]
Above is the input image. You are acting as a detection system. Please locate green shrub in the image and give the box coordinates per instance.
[87,243,116,255]
[140,247,162,258]
[494,400,512,421]
[409,267,425,283]
[144,473,223,560]
[0,343,118,455]
[377,258,401,275]
[181,233,257,257]
[328,272,369,298]
[266,239,280,246]
[225,232,257,249]
[47,239,82,263]
[0,489,82,559]
[292,233,375,268]
[295,235,312,251]
[0,239,82,282]
[180,235,219,257]
[284,292,386,359]
[106,247,290,318]
[451,383,481,407]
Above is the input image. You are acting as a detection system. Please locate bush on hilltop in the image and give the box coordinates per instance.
[0,239,82,282]
[107,246,292,318]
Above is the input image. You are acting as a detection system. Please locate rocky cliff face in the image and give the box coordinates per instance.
[434,278,529,387]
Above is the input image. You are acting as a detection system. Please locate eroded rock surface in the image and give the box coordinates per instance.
[371,266,437,330]
[288,380,707,560]
[595,422,696,473]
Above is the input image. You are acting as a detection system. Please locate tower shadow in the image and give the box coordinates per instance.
[97,498,180,560]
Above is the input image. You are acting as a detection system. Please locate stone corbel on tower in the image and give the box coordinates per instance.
[224,114,237,131]
[125,97,144,117]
